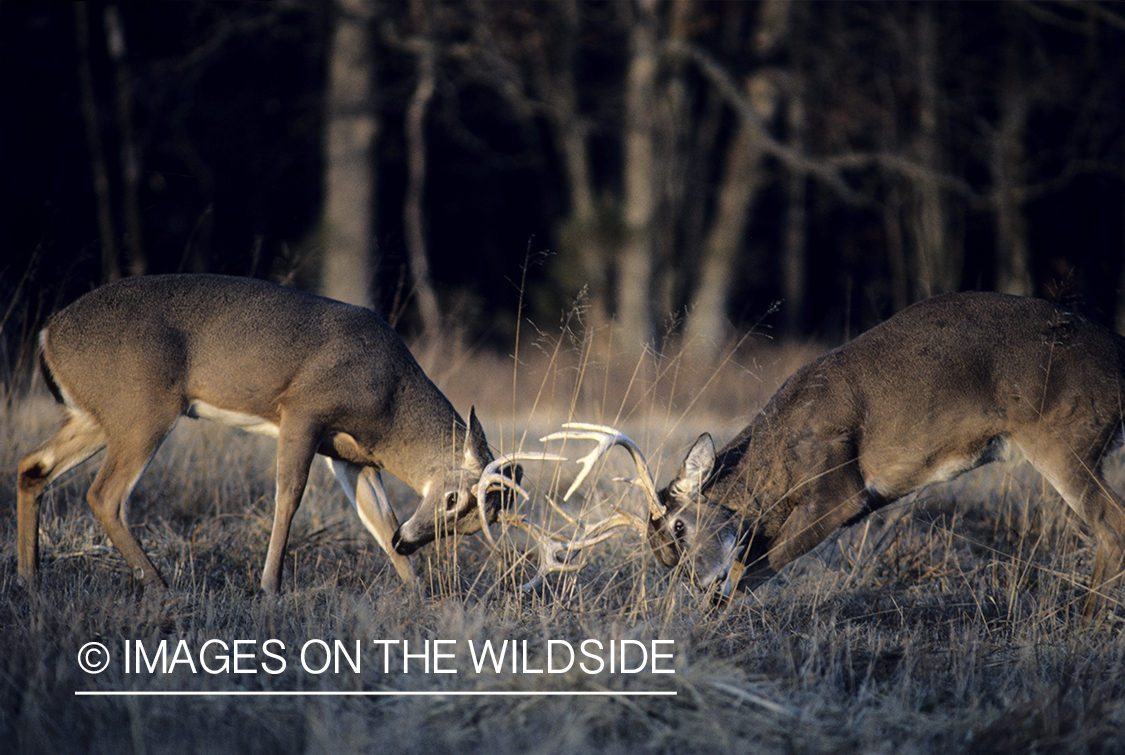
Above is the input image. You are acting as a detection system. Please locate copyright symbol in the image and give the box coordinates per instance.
[78,642,110,674]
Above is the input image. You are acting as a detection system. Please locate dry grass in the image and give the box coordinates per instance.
[2,323,1125,755]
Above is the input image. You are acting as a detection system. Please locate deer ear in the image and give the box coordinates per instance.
[668,433,715,502]
[463,406,491,470]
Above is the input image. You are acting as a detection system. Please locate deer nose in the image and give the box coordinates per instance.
[392,530,421,556]
[708,581,733,607]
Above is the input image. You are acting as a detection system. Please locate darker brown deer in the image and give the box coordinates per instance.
[549,293,1125,616]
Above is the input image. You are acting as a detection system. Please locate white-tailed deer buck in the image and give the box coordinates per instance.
[545,293,1125,616]
[17,274,537,593]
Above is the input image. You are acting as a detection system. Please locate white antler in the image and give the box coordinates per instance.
[483,423,668,590]
[497,502,651,590]
[474,451,567,549]
[467,425,667,590]
[540,423,666,520]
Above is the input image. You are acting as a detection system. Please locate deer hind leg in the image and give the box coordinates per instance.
[1068,474,1125,619]
[1017,432,1125,618]
[1083,486,1125,617]
[325,459,417,585]
[17,408,107,587]
[83,409,185,589]
[85,447,169,589]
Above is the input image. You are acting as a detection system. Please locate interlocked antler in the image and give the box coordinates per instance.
[474,451,568,550]
[494,423,668,589]
[495,508,646,588]
[541,423,665,518]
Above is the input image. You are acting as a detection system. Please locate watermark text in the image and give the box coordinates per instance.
[77,638,676,677]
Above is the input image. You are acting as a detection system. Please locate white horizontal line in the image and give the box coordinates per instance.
[76,690,676,697]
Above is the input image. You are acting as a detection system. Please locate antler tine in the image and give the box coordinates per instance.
[542,493,645,541]
[497,512,584,590]
[561,509,649,548]
[475,451,567,550]
[539,423,620,500]
[539,422,666,520]
[497,508,647,591]
[474,426,664,590]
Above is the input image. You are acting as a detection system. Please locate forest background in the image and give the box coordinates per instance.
[3,5,1125,751]
[1,0,1124,380]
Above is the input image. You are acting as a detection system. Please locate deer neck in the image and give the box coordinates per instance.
[706,358,851,538]
[333,374,484,496]
[706,414,793,539]
[389,414,481,496]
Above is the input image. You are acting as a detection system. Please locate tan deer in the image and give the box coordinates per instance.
[544,292,1125,615]
[16,274,542,593]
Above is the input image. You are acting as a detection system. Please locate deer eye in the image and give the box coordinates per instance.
[445,492,459,512]
[672,519,686,539]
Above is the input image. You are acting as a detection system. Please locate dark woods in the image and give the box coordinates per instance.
[2,1,1123,382]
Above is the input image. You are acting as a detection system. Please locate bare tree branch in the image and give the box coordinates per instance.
[665,38,977,205]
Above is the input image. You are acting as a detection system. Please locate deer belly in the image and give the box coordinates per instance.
[868,433,1013,496]
[185,400,280,438]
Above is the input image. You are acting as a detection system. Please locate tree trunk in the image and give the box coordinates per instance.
[105,5,146,277]
[781,5,808,335]
[782,101,808,336]
[321,0,377,309]
[682,83,768,358]
[616,0,660,356]
[1118,147,1125,333]
[682,0,788,360]
[885,184,910,312]
[403,0,442,334]
[993,24,1032,297]
[75,3,120,282]
[538,0,613,340]
[913,5,957,295]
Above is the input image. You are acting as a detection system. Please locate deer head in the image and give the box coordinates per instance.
[391,409,528,556]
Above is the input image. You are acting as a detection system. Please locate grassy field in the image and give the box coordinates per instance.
[2,329,1124,755]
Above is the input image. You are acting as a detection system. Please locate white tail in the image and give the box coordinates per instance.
[551,293,1125,617]
[16,274,523,592]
